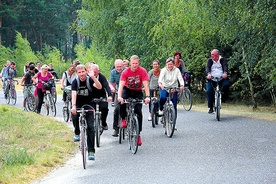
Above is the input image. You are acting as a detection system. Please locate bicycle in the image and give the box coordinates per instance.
[178,87,192,111]
[62,85,72,122]
[76,104,95,169]
[24,84,36,112]
[119,98,143,154]
[212,77,222,121]
[160,87,178,138]
[150,87,160,128]
[91,98,107,148]
[4,79,18,105]
[40,80,56,117]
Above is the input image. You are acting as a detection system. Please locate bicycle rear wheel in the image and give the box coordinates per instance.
[150,102,156,128]
[63,101,70,122]
[165,105,176,138]
[95,114,101,147]
[80,120,87,169]
[130,115,139,154]
[180,88,192,111]
[215,92,221,121]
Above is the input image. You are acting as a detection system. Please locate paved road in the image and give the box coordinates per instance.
[1,90,276,184]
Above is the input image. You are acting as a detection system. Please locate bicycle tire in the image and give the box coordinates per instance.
[150,101,156,128]
[26,94,36,112]
[95,113,101,147]
[166,104,176,138]
[130,115,139,154]
[80,121,87,169]
[48,95,56,117]
[63,101,70,122]
[182,88,192,111]
[215,92,221,121]
[5,89,10,104]
[41,96,49,116]
[51,87,57,104]
[10,88,17,105]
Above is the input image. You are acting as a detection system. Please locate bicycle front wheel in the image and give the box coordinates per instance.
[63,101,70,122]
[48,95,56,117]
[129,115,139,154]
[95,114,101,147]
[165,105,176,138]
[80,121,87,169]
[10,88,17,105]
[5,90,10,104]
[26,94,36,112]
[215,92,221,121]
[51,87,57,104]
[41,97,49,116]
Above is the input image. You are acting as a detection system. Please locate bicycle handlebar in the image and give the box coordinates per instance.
[123,98,144,104]
[75,104,95,113]
[92,97,107,104]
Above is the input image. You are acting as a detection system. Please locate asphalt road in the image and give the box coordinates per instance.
[1,90,276,184]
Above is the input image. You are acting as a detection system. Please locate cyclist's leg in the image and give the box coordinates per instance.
[206,80,214,109]
[113,104,120,130]
[221,79,231,102]
[159,89,167,111]
[23,86,28,109]
[71,112,80,136]
[86,110,95,153]
[133,91,143,133]
[99,101,109,127]
[171,92,178,119]
[36,88,44,113]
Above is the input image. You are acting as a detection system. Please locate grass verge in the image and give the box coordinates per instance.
[0,105,77,184]
[186,102,276,122]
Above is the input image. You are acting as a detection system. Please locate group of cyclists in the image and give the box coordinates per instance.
[0,49,230,161]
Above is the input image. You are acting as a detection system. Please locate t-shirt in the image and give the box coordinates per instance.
[109,68,122,89]
[91,73,112,98]
[148,69,160,89]
[37,72,52,89]
[120,66,149,91]
[24,71,35,85]
[211,60,223,80]
[71,77,94,106]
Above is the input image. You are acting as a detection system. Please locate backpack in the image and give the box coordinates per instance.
[76,75,92,92]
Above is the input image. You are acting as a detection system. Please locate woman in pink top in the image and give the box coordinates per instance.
[32,64,53,114]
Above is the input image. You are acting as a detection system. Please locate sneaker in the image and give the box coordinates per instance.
[148,116,152,121]
[158,110,163,116]
[121,119,127,128]
[112,129,119,137]
[137,135,142,146]
[73,134,80,142]
[88,152,95,160]
[208,108,214,114]
[102,125,108,130]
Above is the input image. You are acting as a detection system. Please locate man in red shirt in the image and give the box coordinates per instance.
[117,55,150,146]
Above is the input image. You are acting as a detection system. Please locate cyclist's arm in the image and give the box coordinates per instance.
[117,80,125,103]
[20,76,26,86]
[60,74,66,89]
[71,90,77,115]
[32,73,38,84]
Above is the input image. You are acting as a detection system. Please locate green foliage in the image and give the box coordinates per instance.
[1,147,35,166]
[0,46,14,67]
[14,32,38,76]
[74,42,113,77]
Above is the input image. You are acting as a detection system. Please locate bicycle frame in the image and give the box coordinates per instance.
[5,79,18,105]
[150,87,160,128]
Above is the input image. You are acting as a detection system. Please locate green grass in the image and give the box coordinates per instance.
[182,102,276,122]
[0,105,77,184]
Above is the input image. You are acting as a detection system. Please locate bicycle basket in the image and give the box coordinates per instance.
[42,79,54,90]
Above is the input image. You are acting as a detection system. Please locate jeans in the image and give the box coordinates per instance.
[206,79,230,109]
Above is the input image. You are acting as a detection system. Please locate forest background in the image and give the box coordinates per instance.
[0,0,275,108]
